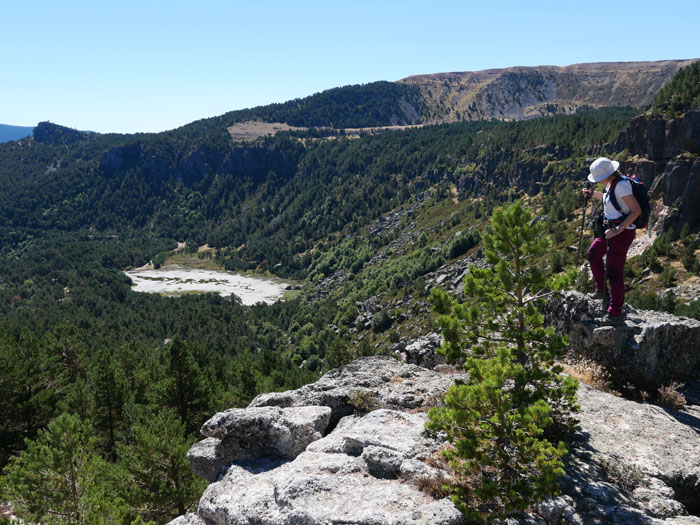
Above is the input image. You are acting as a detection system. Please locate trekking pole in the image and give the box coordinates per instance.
[575,182,592,267]
[603,233,609,315]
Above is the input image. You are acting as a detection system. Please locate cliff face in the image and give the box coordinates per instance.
[400,60,698,123]
[172,294,700,525]
[624,110,700,222]
[450,103,700,229]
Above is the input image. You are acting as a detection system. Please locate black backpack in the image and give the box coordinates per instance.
[607,174,651,229]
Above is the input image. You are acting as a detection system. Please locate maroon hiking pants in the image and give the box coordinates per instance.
[587,228,636,316]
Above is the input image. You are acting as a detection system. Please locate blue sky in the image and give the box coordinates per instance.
[2,0,698,134]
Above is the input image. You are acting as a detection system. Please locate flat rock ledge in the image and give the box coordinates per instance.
[544,291,700,389]
[172,355,700,525]
[249,355,460,428]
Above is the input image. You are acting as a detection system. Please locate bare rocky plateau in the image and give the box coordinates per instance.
[401,60,698,123]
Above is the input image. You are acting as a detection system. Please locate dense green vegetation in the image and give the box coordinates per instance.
[428,202,578,522]
[3,64,700,521]
[212,81,428,128]
[652,60,700,117]
[0,107,636,282]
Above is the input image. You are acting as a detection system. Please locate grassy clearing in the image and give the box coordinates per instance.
[164,251,223,270]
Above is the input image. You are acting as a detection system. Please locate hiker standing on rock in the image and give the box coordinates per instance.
[583,157,642,325]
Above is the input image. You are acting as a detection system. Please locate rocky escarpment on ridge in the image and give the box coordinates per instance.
[400,60,697,123]
[624,109,700,224]
[175,357,465,525]
[171,307,700,525]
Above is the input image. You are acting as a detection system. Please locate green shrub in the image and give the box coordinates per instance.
[371,310,393,332]
[659,265,676,288]
[427,201,578,522]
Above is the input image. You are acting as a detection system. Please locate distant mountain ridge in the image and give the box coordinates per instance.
[400,59,699,122]
[190,59,698,133]
[0,124,34,143]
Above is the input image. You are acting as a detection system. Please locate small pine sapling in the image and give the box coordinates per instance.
[427,200,578,522]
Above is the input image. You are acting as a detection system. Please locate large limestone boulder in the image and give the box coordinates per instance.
[544,291,700,389]
[189,406,331,481]
[195,409,463,525]
[249,355,462,428]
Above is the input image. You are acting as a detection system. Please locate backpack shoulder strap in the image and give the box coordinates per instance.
[605,175,623,212]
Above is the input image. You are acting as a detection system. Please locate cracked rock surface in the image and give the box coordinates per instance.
[544,291,700,388]
[172,349,700,524]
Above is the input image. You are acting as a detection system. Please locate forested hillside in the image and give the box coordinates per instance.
[1,62,699,523]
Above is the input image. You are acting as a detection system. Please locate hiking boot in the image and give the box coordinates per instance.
[590,290,605,300]
[598,313,626,326]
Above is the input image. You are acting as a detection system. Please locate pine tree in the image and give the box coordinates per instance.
[427,200,578,522]
[154,339,211,433]
[117,409,206,520]
[90,348,126,460]
[0,328,70,465]
[0,413,127,524]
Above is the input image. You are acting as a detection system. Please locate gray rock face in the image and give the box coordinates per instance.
[172,348,700,525]
[189,406,331,481]
[627,111,700,162]
[624,110,700,228]
[662,159,693,207]
[249,356,461,428]
[626,157,659,188]
[682,159,700,221]
[393,332,445,368]
[544,291,700,389]
[666,110,700,157]
[195,409,463,525]
[556,383,700,524]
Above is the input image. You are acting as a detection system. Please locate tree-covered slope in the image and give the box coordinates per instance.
[652,60,700,117]
[2,62,700,523]
[0,108,637,279]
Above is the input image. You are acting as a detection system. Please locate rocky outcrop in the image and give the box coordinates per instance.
[172,351,700,525]
[189,406,331,481]
[559,383,700,524]
[391,331,445,368]
[683,160,700,221]
[98,139,298,187]
[33,121,87,145]
[624,110,700,225]
[249,356,460,429]
[544,291,700,389]
[174,357,465,525]
[627,111,700,162]
[193,409,463,525]
[401,60,698,123]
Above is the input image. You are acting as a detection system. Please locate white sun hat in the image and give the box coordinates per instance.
[588,157,620,183]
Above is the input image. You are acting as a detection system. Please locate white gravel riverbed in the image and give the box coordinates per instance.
[124,265,289,305]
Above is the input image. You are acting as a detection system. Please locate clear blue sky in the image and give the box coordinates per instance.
[2,0,698,134]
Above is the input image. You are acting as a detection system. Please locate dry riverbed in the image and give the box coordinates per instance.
[124,264,295,305]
